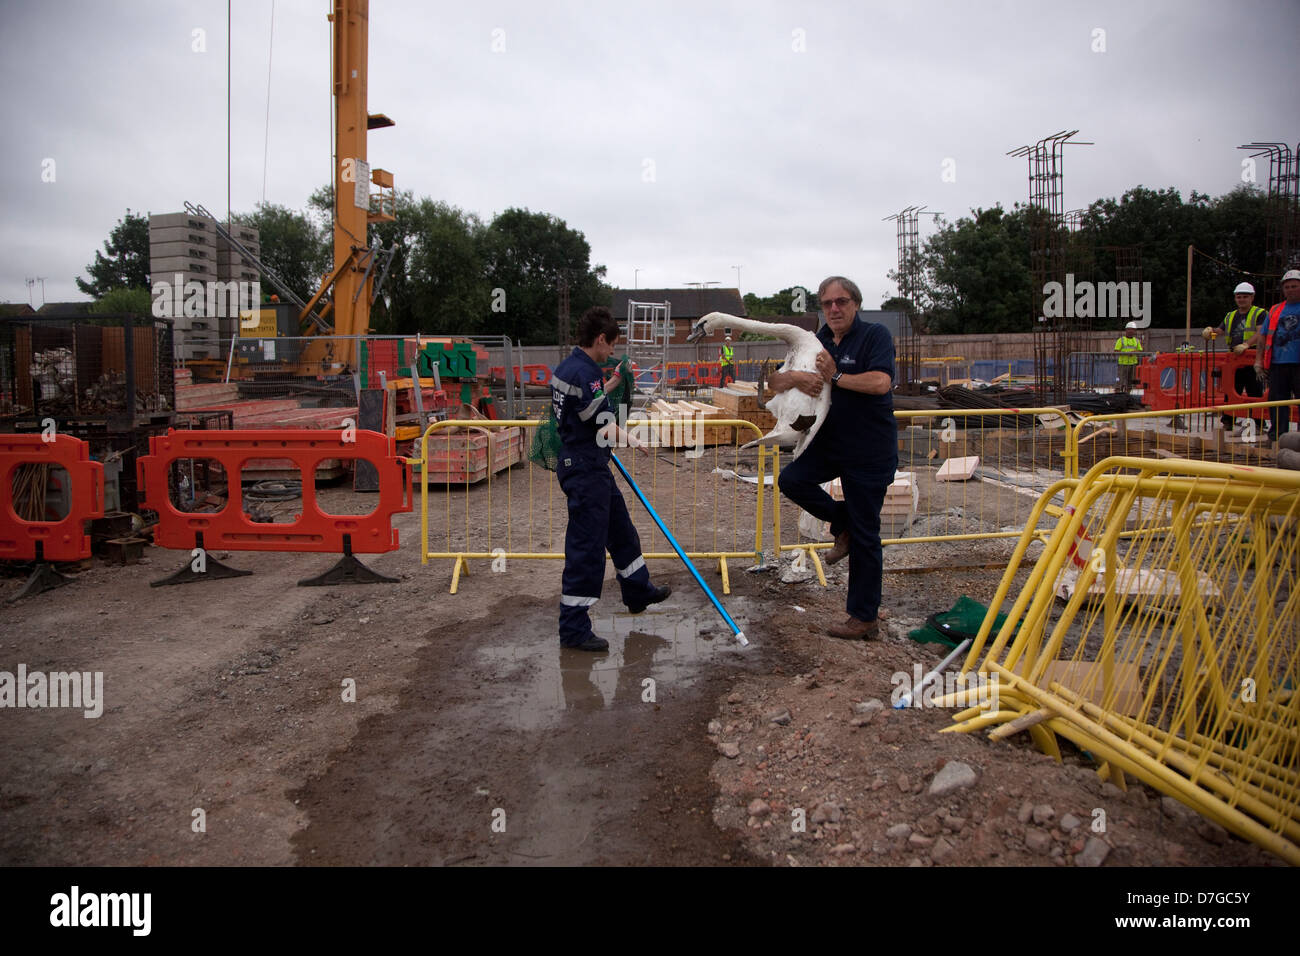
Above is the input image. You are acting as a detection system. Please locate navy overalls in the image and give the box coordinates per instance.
[552,347,658,647]
[776,315,898,623]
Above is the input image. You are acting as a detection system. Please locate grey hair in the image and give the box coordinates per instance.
[817,276,863,307]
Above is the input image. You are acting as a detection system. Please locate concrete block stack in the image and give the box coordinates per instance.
[216,223,260,343]
[149,212,259,361]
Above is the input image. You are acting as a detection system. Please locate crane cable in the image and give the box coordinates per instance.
[261,0,276,205]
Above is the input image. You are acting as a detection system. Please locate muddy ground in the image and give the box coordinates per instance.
[0,453,1286,868]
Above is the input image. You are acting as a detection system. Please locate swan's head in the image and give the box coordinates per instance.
[686,312,736,343]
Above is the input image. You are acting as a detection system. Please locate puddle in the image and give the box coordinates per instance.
[477,594,756,730]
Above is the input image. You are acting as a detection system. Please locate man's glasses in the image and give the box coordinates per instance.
[820,296,853,310]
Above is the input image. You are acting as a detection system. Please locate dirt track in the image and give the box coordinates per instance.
[0,463,1284,867]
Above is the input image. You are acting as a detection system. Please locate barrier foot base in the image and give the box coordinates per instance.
[151,533,253,586]
[6,561,73,603]
[298,536,398,587]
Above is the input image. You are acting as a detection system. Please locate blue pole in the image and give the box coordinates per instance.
[611,453,748,647]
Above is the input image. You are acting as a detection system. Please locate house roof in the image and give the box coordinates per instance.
[610,287,747,321]
[36,301,94,316]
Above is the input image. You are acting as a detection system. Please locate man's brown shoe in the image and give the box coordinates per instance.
[827,616,879,640]
[824,530,851,565]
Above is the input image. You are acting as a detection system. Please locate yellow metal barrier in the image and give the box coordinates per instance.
[410,418,769,593]
[938,455,1300,864]
[775,406,1073,574]
[1064,400,1300,479]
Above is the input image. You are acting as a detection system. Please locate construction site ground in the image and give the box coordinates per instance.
[0,461,1286,868]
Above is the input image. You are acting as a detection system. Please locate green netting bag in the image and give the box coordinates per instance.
[907,595,1015,650]
[529,355,633,471]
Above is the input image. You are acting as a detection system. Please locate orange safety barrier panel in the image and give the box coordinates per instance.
[138,429,410,554]
[489,364,551,387]
[695,361,723,387]
[1137,349,1299,422]
[0,433,104,562]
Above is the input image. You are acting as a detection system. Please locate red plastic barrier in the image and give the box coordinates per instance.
[0,434,104,562]
[695,361,722,387]
[138,429,410,554]
[489,364,550,386]
[1137,350,1298,422]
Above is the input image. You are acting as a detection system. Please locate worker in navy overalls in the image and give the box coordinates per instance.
[552,307,671,651]
[773,276,897,640]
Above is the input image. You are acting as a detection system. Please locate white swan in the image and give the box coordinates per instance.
[686,312,830,458]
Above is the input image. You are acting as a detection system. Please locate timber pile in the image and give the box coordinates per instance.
[636,399,735,448]
[422,425,522,483]
[175,383,356,429]
[710,382,777,433]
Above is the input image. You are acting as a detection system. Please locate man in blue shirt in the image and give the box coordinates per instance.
[771,276,897,640]
[551,307,671,651]
[1248,269,1300,443]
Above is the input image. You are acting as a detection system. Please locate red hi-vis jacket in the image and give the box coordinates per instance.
[1261,301,1285,368]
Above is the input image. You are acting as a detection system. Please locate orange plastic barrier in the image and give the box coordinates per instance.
[1137,349,1299,422]
[138,429,410,554]
[0,433,104,562]
[695,361,723,387]
[489,364,551,386]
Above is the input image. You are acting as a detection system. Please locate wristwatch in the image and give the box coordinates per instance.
[832,371,843,385]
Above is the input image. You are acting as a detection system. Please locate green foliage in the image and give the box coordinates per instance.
[904,186,1270,334]
[89,287,152,315]
[233,202,330,303]
[480,207,606,344]
[912,205,1032,334]
[392,196,491,335]
[77,210,150,297]
[303,190,605,341]
[743,286,810,316]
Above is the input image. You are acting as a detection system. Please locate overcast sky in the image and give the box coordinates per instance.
[2,0,1297,312]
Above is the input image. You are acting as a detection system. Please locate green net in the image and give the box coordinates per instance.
[906,595,1015,650]
[528,354,634,471]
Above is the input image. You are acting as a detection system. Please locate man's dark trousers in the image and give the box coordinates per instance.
[778,438,893,623]
[557,453,657,646]
[1267,364,1300,441]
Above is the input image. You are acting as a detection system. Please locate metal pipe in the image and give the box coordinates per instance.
[610,452,748,647]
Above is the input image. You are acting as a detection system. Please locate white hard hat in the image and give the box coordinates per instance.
[1234,282,1255,295]
[1283,269,1300,283]
[1125,321,1137,330]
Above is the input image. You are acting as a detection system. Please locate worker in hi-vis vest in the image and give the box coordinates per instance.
[719,334,735,386]
[1246,269,1300,443]
[1114,322,1142,392]
[1205,281,1267,430]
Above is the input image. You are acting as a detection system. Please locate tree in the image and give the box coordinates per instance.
[743,286,811,315]
[233,202,330,303]
[912,206,1032,334]
[89,287,152,315]
[480,208,606,344]
[306,185,493,336]
[77,210,150,297]
[401,199,491,334]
